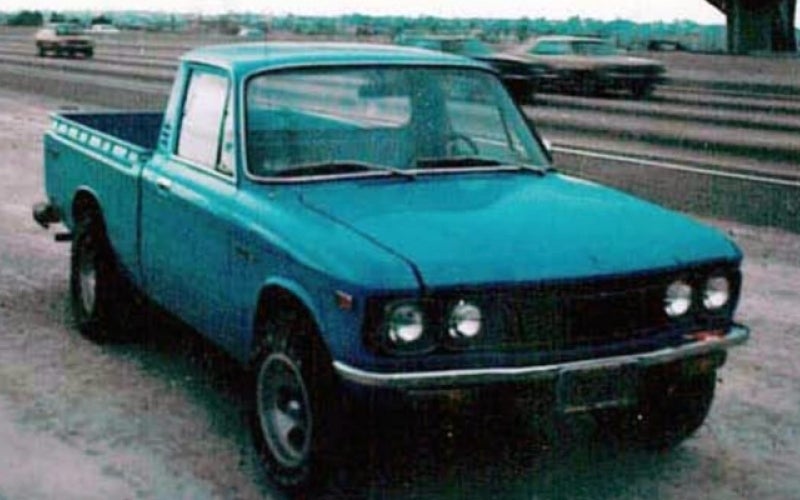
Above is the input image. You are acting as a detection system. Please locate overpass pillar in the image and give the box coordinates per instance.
[724,0,797,53]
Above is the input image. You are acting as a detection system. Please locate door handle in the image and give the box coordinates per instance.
[155,177,172,192]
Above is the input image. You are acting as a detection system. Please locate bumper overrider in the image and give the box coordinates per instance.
[333,324,749,391]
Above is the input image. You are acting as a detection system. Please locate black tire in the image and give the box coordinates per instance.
[84,49,94,59]
[70,214,137,342]
[36,44,45,57]
[598,371,716,450]
[251,310,343,492]
[506,81,535,105]
[631,82,655,99]
[575,73,601,96]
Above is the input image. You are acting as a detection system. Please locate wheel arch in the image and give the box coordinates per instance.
[248,280,328,366]
[71,188,104,229]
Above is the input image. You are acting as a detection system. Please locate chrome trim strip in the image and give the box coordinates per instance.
[333,324,749,389]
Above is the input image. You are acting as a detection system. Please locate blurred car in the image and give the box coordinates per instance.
[88,24,121,35]
[646,39,690,52]
[396,35,544,103]
[35,24,94,58]
[516,36,665,98]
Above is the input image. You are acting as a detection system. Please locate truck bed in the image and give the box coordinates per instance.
[43,111,164,282]
[52,111,162,155]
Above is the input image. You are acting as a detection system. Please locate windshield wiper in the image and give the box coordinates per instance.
[273,161,416,179]
[416,156,548,176]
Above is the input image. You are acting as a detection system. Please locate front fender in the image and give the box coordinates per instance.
[246,276,326,361]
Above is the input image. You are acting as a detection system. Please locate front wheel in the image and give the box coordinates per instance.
[251,312,343,491]
[597,371,716,450]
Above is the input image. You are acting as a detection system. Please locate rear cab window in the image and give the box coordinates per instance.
[176,69,235,177]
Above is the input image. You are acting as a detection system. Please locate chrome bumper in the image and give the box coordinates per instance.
[333,324,749,390]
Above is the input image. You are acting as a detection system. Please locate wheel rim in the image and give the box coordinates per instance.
[78,236,97,314]
[257,352,312,468]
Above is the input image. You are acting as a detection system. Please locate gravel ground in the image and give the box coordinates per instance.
[1,86,799,499]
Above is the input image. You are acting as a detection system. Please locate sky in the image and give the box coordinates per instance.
[2,0,730,24]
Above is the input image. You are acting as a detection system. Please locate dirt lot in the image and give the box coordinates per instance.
[1,86,799,499]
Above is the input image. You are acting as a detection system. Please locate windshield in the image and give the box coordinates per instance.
[55,25,83,36]
[245,66,547,179]
[572,41,618,56]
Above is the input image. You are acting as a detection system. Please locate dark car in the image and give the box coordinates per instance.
[35,23,95,58]
[396,35,543,103]
[516,35,666,98]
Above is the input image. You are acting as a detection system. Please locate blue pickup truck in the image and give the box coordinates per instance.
[34,42,748,490]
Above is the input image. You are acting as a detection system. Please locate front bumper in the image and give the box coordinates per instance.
[333,324,749,391]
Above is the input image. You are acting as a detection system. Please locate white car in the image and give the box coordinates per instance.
[89,24,121,34]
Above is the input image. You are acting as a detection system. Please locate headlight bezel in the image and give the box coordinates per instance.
[447,299,484,342]
[366,295,501,356]
[662,267,741,322]
[702,274,731,311]
[377,300,435,355]
[664,279,694,318]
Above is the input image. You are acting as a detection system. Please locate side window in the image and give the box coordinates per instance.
[531,41,569,55]
[176,70,233,175]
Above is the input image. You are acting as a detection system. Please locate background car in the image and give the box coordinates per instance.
[35,24,95,58]
[516,35,665,98]
[88,24,121,35]
[396,35,544,103]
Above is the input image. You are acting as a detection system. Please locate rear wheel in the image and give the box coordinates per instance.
[597,371,716,450]
[70,214,138,342]
[251,310,343,492]
[631,82,655,99]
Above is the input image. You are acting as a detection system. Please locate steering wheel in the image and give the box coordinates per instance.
[445,133,479,156]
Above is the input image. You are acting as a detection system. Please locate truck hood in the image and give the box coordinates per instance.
[298,173,739,289]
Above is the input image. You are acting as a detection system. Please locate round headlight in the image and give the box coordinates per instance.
[703,276,731,310]
[448,301,482,339]
[665,280,693,317]
[387,303,425,344]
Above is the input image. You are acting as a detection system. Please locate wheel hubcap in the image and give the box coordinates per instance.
[257,352,312,468]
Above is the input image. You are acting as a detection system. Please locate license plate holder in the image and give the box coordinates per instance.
[556,363,638,414]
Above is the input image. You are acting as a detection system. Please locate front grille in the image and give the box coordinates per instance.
[496,265,739,353]
[365,263,739,358]
[509,283,669,351]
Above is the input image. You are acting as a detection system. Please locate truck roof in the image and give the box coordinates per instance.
[182,42,490,75]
